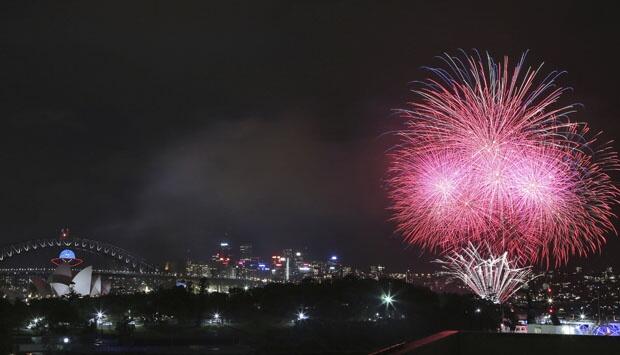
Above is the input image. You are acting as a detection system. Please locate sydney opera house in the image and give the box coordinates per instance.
[31,248,110,297]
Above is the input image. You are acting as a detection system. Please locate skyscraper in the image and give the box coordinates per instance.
[239,243,253,260]
[212,241,232,266]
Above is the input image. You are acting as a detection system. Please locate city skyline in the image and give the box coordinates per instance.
[3,230,619,276]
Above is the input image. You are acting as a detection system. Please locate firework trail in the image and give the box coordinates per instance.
[436,243,539,304]
[389,51,619,266]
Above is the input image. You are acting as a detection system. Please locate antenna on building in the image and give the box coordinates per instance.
[60,228,70,240]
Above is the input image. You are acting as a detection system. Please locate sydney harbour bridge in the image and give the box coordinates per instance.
[0,235,156,272]
[0,233,258,292]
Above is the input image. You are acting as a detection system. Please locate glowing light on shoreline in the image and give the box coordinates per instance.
[381,293,395,306]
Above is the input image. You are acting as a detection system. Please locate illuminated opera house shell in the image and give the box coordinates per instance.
[32,249,111,297]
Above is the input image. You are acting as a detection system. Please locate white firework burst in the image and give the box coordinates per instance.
[436,244,539,304]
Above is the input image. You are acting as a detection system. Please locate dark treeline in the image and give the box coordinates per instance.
[0,277,499,353]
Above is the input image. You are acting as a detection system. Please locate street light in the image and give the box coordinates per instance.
[297,311,308,321]
[62,337,70,344]
[381,293,394,306]
[212,312,222,325]
[95,310,106,330]
[380,292,396,319]
[580,313,586,320]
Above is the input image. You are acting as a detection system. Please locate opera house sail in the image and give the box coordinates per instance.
[31,249,111,297]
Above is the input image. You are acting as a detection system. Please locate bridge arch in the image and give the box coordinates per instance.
[0,238,157,272]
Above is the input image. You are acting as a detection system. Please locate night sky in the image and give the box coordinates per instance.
[1,1,619,271]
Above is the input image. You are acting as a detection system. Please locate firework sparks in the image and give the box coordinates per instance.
[436,244,539,304]
[389,51,619,266]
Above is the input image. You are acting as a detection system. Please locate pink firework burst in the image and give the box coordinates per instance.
[388,51,620,267]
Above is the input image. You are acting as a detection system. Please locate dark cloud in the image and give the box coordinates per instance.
[110,115,395,264]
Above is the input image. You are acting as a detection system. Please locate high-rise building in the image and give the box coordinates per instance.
[327,255,341,275]
[282,248,294,259]
[281,249,295,282]
[270,255,286,281]
[294,250,304,264]
[219,241,232,255]
[239,243,253,260]
[212,241,232,266]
